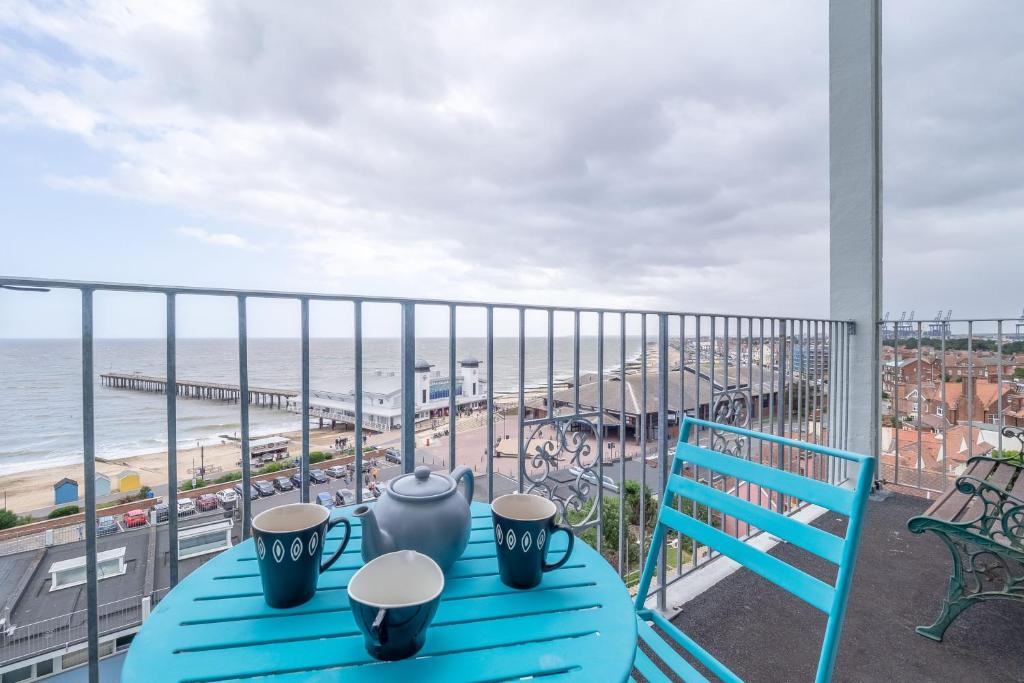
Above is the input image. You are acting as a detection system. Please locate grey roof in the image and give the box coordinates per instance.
[414,358,433,370]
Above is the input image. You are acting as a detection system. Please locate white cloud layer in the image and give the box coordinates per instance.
[1,1,1022,318]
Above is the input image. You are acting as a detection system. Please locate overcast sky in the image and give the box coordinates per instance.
[0,1,1021,337]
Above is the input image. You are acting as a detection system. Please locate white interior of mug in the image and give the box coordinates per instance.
[347,550,444,608]
[252,503,329,534]
[491,493,556,521]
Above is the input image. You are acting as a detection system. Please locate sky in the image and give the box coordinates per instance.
[0,1,1021,338]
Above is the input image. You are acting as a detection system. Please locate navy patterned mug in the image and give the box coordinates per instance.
[251,503,351,608]
[348,551,444,660]
[491,493,574,589]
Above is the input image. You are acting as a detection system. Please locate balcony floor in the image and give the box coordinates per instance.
[666,493,1024,682]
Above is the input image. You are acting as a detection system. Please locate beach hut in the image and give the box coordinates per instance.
[53,478,78,505]
[95,473,112,497]
[116,470,140,493]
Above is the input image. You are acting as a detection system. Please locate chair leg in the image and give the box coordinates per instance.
[917,534,1024,641]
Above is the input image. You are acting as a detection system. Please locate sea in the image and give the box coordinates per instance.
[0,337,641,476]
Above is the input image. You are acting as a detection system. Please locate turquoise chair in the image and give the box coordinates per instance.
[633,417,874,682]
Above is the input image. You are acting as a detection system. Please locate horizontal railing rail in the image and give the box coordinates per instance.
[0,276,853,682]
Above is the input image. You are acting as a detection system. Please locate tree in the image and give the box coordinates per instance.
[0,508,31,530]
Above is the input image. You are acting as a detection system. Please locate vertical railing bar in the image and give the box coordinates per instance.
[596,312,605,560]
[573,310,581,413]
[517,308,526,493]
[166,293,179,587]
[916,321,923,488]
[237,296,252,539]
[998,321,1004,454]
[939,321,947,489]
[546,310,554,418]
[844,321,852,455]
[301,298,311,504]
[638,316,648,568]
[758,318,765,455]
[81,288,100,683]
[967,321,974,468]
[692,315,702,570]
[401,303,416,474]
[354,301,364,504]
[797,320,805,445]
[677,314,686,576]
[449,305,457,472]
[892,321,901,484]
[618,313,627,578]
[708,315,717,546]
[775,320,788,513]
[486,306,495,502]
[656,313,668,610]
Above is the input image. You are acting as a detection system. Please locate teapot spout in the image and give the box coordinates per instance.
[353,506,394,562]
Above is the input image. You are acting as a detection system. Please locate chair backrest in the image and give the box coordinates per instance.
[635,417,874,683]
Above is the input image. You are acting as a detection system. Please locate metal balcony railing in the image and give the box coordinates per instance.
[0,276,853,683]
[879,316,1024,495]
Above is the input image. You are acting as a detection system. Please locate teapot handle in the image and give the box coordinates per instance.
[452,465,474,504]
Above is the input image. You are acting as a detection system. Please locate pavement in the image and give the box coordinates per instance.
[659,493,1024,682]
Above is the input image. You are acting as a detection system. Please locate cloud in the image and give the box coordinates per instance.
[0,1,1021,319]
[177,226,261,251]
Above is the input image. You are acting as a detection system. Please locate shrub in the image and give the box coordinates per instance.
[48,505,80,519]
[260,462,284,474]
[215,471,242,484]
[0,509,24,530]
[309,451,328,464]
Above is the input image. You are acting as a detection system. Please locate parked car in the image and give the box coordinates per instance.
[384,448,402,465]
[216,488,238,507]
[96,515,120,536]
[273,476,294,492]
[177,498,196,516]
[254,480,275,497]
[122,509,147,528]
[234,482,259,500]
[196,494,219,512]
[568,466,619,493]
[315,492,334,508]
[153,502,169,523]
[334,489,355,506]
[325,465,346,479]
[290,472,303,488]
[309,469,328,484]
[290,457,302,468]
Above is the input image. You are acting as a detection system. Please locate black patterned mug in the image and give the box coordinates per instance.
[251,503,351,608]
[491,493,574,589]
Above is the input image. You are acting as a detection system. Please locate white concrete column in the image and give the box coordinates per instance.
[829,0,882,467]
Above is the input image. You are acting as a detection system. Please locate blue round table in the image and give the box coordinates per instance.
[122,502,637,682]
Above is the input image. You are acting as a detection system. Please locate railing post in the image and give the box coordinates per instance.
[354,301,364,503]
[237,296,252,539]
[81,288,100,683]
[656,313,669,611]
[300,298,310,503]
[401,302,416,474]
[166,293,179,586]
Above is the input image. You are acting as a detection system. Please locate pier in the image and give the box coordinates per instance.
[100,373,297,408]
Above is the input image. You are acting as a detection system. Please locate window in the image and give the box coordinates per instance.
[1,665,32,683]
[178,520,233,560]
[935,405,944,417]
[34,659,53,677]
[49,548,126,591]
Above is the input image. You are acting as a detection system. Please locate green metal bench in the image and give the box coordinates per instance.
[907,449,1024,641]
[633,417,874,683]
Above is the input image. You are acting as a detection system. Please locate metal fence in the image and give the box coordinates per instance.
[878,317,1024,495]
[0,276,853,682]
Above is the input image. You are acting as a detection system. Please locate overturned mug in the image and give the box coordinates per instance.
[491,493,574,589]
[251,503,351,608]
[347,550,444,660]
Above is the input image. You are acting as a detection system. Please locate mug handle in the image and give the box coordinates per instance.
[320,516,351,573]
[371,608,389,645]
[541,524,574,572]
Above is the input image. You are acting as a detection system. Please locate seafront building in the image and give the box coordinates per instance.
[292,358,486,432]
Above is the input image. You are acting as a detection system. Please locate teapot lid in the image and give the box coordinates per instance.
[388,466,454,500]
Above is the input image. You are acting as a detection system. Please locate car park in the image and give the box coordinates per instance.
[334,489,355,506]
[177,498,197,516]
[254,480,275,497]
[315,492,334,508]
[122,509,147,528]
[196,494,219,512]
[234,482,259,500]
[216,488,238,507]
[309,469,328,484]
[272,476,293,492]
[325,465,346,479]
[153,502,169,523]
[97,515,120,536]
